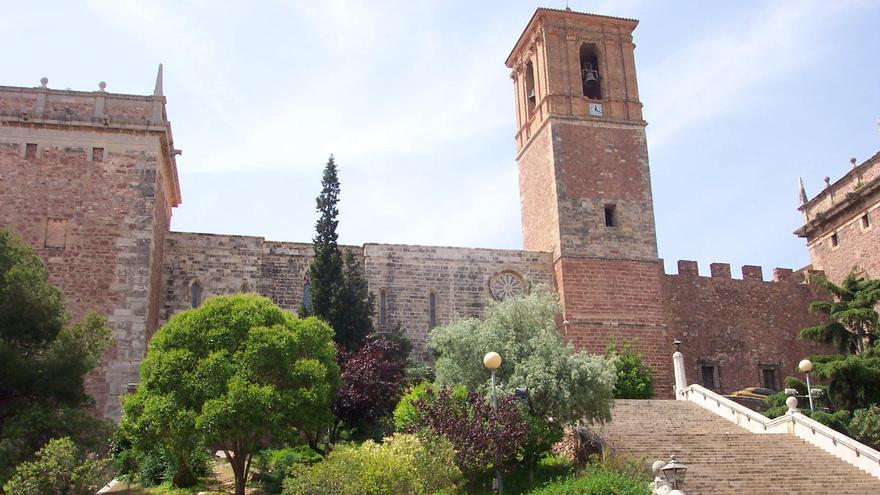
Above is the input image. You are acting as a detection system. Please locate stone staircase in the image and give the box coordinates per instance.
[597,400,880,494]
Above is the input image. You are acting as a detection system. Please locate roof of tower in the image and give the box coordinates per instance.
[505,7,639,67]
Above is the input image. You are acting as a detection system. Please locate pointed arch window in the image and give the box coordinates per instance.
[580,44,601,99]
[428,292,437,328]
[379,289,387,326]
[303,282,313,313]
[190,281,203,308]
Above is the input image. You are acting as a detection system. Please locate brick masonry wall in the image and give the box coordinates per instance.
[663,261,834,394]
[518,123,561,256]
[554,120,657,260]
[0,127,172,419]
[162,234,555,361]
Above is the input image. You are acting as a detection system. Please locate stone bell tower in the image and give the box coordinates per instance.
[507,8,671,394]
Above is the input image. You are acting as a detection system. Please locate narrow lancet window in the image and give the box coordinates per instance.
[379,289,387,326]
[191,281,203,308]
[428,292,437,328]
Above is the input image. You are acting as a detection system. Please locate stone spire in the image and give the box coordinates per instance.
[153,63,164,97]
[799,177,808,205]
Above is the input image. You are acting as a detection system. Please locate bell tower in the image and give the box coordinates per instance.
[508,8,671,394]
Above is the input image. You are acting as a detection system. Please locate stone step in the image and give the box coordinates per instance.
[599,399,880,495]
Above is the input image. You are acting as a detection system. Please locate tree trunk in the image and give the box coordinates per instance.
[229,452,246,495]
[173,458,196,487]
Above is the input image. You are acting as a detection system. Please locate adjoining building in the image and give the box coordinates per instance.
[1,8,865,419]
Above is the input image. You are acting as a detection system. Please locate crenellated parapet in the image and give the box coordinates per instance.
[669,260,822,284]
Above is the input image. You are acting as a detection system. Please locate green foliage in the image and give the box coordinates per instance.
[430,287,616,477]
[282,433,461,495]
[606,339,654,399]
[255,446,323,494]
[527,456,649,495]
[392,381,467,432]
[800,273,880,353]
[308,155,375,350]
[2,437,111,495]
[849,405,880,450]
[121,294,339,494]
[809,346,880,411]
[0,229,114,485]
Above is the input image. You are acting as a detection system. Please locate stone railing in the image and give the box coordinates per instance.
[679,384,880,479]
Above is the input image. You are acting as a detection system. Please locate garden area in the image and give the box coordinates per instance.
[0,157,656,494]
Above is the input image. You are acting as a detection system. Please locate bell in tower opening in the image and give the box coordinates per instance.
[580,44,601,99]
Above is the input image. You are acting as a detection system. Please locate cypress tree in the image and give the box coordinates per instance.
[308,155,374,350]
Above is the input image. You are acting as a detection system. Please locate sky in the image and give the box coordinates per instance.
[2,0,879,278]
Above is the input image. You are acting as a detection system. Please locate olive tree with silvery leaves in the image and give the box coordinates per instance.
[429,286,616,485]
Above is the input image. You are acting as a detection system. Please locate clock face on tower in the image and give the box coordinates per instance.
[589,102,604,117]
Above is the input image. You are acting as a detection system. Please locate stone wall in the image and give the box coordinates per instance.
[162,233,555,359]
[797,152,880,283]
[0,85,179,419]
[663,261,833,395]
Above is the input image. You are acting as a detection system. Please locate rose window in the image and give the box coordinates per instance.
[489,271,527,301]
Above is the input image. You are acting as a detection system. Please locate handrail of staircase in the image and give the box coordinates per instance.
[679,384,880,479]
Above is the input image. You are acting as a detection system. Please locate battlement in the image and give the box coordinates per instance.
[667,260,821,283]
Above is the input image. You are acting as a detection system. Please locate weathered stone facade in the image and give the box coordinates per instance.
[796,152,880,283]
[0,8,860,419]
[0,79,180,418]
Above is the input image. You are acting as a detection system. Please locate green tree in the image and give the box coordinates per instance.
[800,272,880,354]
[307,155,374,350]
[607,339,654,399]
[0,230,113,484]
[121,294,339,495]
[429,287,616,483]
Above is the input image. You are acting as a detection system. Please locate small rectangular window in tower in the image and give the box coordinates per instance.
[700,364,719,390]
[760,366,778,391]
[25,143,38,160]
[92,147,104,162]
[604,205,616,227]
[861,213,870,229]
[44,218,68,249]
[830,232,839,248]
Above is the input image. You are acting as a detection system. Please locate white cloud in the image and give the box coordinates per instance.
[642,0,858,149]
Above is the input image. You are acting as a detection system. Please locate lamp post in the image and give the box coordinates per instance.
[661,454,688,493]
[799,359,815,412]
[483,351,503,493]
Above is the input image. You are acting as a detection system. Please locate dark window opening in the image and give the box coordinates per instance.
[191,282,203,308]
[524,61,537,113]
[429,292,437,328]
[302,282,312,312]
[92,147,104,162]
[379,289,387,326]
[862,213,870,229]
[579,45,601,99]
[830,233,839,248]
[604,205,616,227]
[25,143,37,160]
[700,364,718,390]
[761,367,778,390]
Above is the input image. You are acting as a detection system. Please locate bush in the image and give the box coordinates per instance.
[393,382,468,432]
[255,446,323,494]
[527,464,649,495]
[2,437,111,495]
[283,433,461,495]
[607,339,654,399]
[850,405,880,450]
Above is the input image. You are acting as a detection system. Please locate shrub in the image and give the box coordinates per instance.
[850,405,880,450]
[2,437,111,495]
[393,382,468,432]
[607,339,654,399]
[255,446,323,494]
[408,387,529,478]
[282,433,461,495]
[527,464,650,495]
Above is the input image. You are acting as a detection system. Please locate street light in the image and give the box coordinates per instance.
[799,359,815,412]
[483,351,503,493]
[661,454,688,491]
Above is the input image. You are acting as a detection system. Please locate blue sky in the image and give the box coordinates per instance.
[3,0,879,277]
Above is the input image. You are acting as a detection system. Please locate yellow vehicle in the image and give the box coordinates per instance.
[730,387,776,399]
